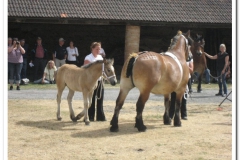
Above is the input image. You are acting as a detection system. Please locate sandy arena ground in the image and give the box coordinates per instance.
[8,85,232,160]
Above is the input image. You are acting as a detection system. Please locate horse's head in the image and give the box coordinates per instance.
[103,58,117,86]
[169,30,192,61]
[194,34,205,56]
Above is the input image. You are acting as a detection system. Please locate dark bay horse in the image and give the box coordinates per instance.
[56,59,117,125]
[190,33,206,92]
[110,31,191,132]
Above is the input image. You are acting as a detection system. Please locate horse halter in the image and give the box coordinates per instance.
[181,35,189,54]
[102,63,116,82]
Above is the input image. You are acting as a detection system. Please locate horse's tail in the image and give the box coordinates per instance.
[125,53,138,78]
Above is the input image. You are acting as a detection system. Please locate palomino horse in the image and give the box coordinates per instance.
[56,59,117,125]
[110,31,191,132]
[190,33,206,92]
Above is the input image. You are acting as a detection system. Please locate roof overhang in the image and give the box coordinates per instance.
[8,17,232,28]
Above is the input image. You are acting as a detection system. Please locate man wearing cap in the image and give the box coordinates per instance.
[53,38,67,68]
[31,37,48,81]
[20,39,29,79]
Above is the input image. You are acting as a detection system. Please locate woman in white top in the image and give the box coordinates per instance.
[84,42,106,121]
[34,60,57,84]
[66,40,79,65]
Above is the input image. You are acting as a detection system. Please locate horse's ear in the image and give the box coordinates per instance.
[186,30,190,37]
[110,58,114,65]
[201,38,205,47]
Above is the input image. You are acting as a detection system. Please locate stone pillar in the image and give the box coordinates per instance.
[124,25,140,61]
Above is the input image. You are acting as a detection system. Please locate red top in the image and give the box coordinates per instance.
[35,45,44,58]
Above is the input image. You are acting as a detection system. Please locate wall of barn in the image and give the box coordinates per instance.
[8,22,232,80]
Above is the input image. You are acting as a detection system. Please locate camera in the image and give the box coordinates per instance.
[16,41,20,45]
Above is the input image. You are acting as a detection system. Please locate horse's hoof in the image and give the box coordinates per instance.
[110,125,119,132]
[163,114,172,125]
[57,117,62,121]
[174,122,182,127]
[70,115,77,122]
[85,121,90,125]
[71,118,77,122]
[164,120,172,125]
[136,125,147,132]
[197,89,202,93]
[135,118,146,132]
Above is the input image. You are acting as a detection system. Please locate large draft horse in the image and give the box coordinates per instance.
[190,34,206,92]
[56,59,117,125]
[110,31,191,132]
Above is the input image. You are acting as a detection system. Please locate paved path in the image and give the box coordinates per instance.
[8,87,232,105]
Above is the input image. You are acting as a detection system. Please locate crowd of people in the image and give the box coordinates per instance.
[8,37,106,89]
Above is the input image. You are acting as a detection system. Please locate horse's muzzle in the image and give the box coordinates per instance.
[109,78,117,86]
[196,51,202,56]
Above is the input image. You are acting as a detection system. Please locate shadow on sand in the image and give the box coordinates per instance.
[16,119,170,138]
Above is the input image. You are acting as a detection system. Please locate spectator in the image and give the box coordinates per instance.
[204,44,229,97]
[20,39,29,79]
[53,38,67,68]
[83,42,106,121]
[8,37,13,80]
[30,37,48,81]
[34,60,57,84]
[8,37,13,47]
[66,40,79,65]
[8,40,25,90]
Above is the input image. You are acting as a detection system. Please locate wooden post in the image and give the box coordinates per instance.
[124,25,140,61]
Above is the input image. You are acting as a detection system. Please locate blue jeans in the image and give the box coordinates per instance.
[33,78,50,84]
[217,70,227,94]
[9,63,23,84]
[21,58,28,79]
[204,69,210,83]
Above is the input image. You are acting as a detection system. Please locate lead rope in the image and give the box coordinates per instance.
[191,69,223,82]
[96,63,105,100]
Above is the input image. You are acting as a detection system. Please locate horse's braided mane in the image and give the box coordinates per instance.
[169,31,182,50]
[81,60,103,68]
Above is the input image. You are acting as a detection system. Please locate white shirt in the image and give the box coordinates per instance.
[66,47,79,61]
[84,53,103,81]
[44,66,57,81]
[84,53,103,62]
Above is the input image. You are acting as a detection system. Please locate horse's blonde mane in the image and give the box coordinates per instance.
[81,60,103,68]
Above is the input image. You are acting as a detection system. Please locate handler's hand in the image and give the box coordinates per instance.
[221,70,225,75]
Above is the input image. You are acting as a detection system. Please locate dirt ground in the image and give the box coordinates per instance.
[8,95,232,160]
